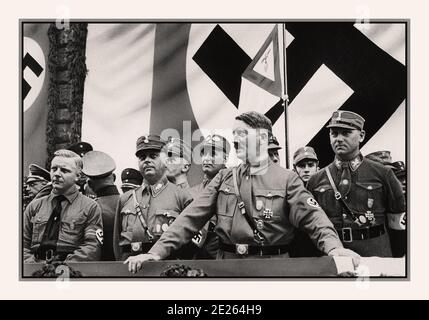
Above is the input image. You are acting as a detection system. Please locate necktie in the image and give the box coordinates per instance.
[338,162,351,197]
[230,168,253,243]
[40,195,66,251]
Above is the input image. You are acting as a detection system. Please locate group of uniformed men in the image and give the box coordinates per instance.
[23,110,406,274]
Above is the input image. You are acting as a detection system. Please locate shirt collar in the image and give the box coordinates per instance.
[50,184,80,204]
[334,153,363,171]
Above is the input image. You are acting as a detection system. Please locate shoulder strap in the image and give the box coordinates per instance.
[232,167,266,245]
[324,167,359,223]
[132,189,154,242]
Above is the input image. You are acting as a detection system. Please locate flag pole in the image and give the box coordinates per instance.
[281,23,290,168]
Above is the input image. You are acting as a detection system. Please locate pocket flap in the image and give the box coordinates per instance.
[314,185,333,193]
[155,209,179,219]
[253,189,285,198]
[356,182,382,190]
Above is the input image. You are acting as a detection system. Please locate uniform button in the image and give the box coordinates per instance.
[367,186,373,190]
[267,193,272,197]
[342,179,349,185]
[343,214,347,218]
[320,188,325,192]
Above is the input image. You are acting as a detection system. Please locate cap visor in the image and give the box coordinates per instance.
[326,123,358,130]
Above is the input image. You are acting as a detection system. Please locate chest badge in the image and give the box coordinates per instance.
[256,219,264,230]
[256,200,263,211]
[263,208,273,219]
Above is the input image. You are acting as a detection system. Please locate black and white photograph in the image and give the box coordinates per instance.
[20,19,408,279]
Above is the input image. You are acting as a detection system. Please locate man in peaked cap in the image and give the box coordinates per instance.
[67,141,94,195]
[26,164,53,201]
[125,111,359,273]
[82,151,119,261]
[189,134,231,259]
[113,134,193,261]
[307,110,406,257]
[120,168,143,193]
[268,135,282,164]
[165,138,192,190]
[293,146,319,186]
[67,141,93,158]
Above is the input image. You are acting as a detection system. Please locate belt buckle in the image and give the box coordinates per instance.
[131,242,142,252]
[235,244,249,255]
[335,192,341,200]
[341,227,353,243]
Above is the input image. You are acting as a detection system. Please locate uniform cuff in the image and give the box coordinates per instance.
[323,238,344,255]
[148,243,168,260]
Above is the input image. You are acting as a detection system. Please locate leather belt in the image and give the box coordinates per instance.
[220,242,289,256]
[337,224,386,243]
[122,242,154,255]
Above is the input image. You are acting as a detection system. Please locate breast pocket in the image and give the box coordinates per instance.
[354,182,383,212]
[31,215,49,244]
[253,189,285,220]
[312,184,335,216]
[216,184,237,231]
[120,206,138,232]
[153,210,180,236]
[60,215,86,244]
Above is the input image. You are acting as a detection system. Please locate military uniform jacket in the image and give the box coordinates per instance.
[149,160,343,259]
[23,186,103,262]
[307,156,406,229]
[113,176,193,260]
[95,185,120,261]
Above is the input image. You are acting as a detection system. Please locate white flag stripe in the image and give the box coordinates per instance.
[361,100,406,161]
[253,41,275,81]
[288,64,354,163]
[82,24,156,176]
[354,23,406,65]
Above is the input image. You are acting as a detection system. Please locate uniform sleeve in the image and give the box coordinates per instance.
[65,201,103,262]
[385,169,406,214]
[286,172,343,254]
[113,194,127,261]
[23,203,36,262]
[149,171,224,259]
[180,189,194,210]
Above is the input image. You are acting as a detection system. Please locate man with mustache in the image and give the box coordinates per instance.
[23,150,103,263]
[307,111,406,257]
[113,135,193,261]
[125,112,359,273]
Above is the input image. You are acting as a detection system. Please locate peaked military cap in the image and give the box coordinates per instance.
[165,138,192,163]
[67,141,93,158]
[197,134,231,155]
[327,110,365,130]
[26,164,51,183]
[391,161,406,177]
[82,151,116,178]
[121,168,143,189]
[135,135,166,156]
[268,135,282,151]
[293,146,318,166]
[365,150,393,166]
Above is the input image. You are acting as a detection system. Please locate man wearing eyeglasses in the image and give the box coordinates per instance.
[112,135,193,261]
[125,112,360,273]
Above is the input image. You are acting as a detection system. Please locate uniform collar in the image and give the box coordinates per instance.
[202,176,212,188]
[176,180,190,190]
[247,158,270,176]
[142,175,169,197]
[95,184,119,197]
[334,153,363,172]
[50,184,80,204]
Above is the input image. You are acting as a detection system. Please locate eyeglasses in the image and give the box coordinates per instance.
[205,135,223,142]
[232,129,248,138]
